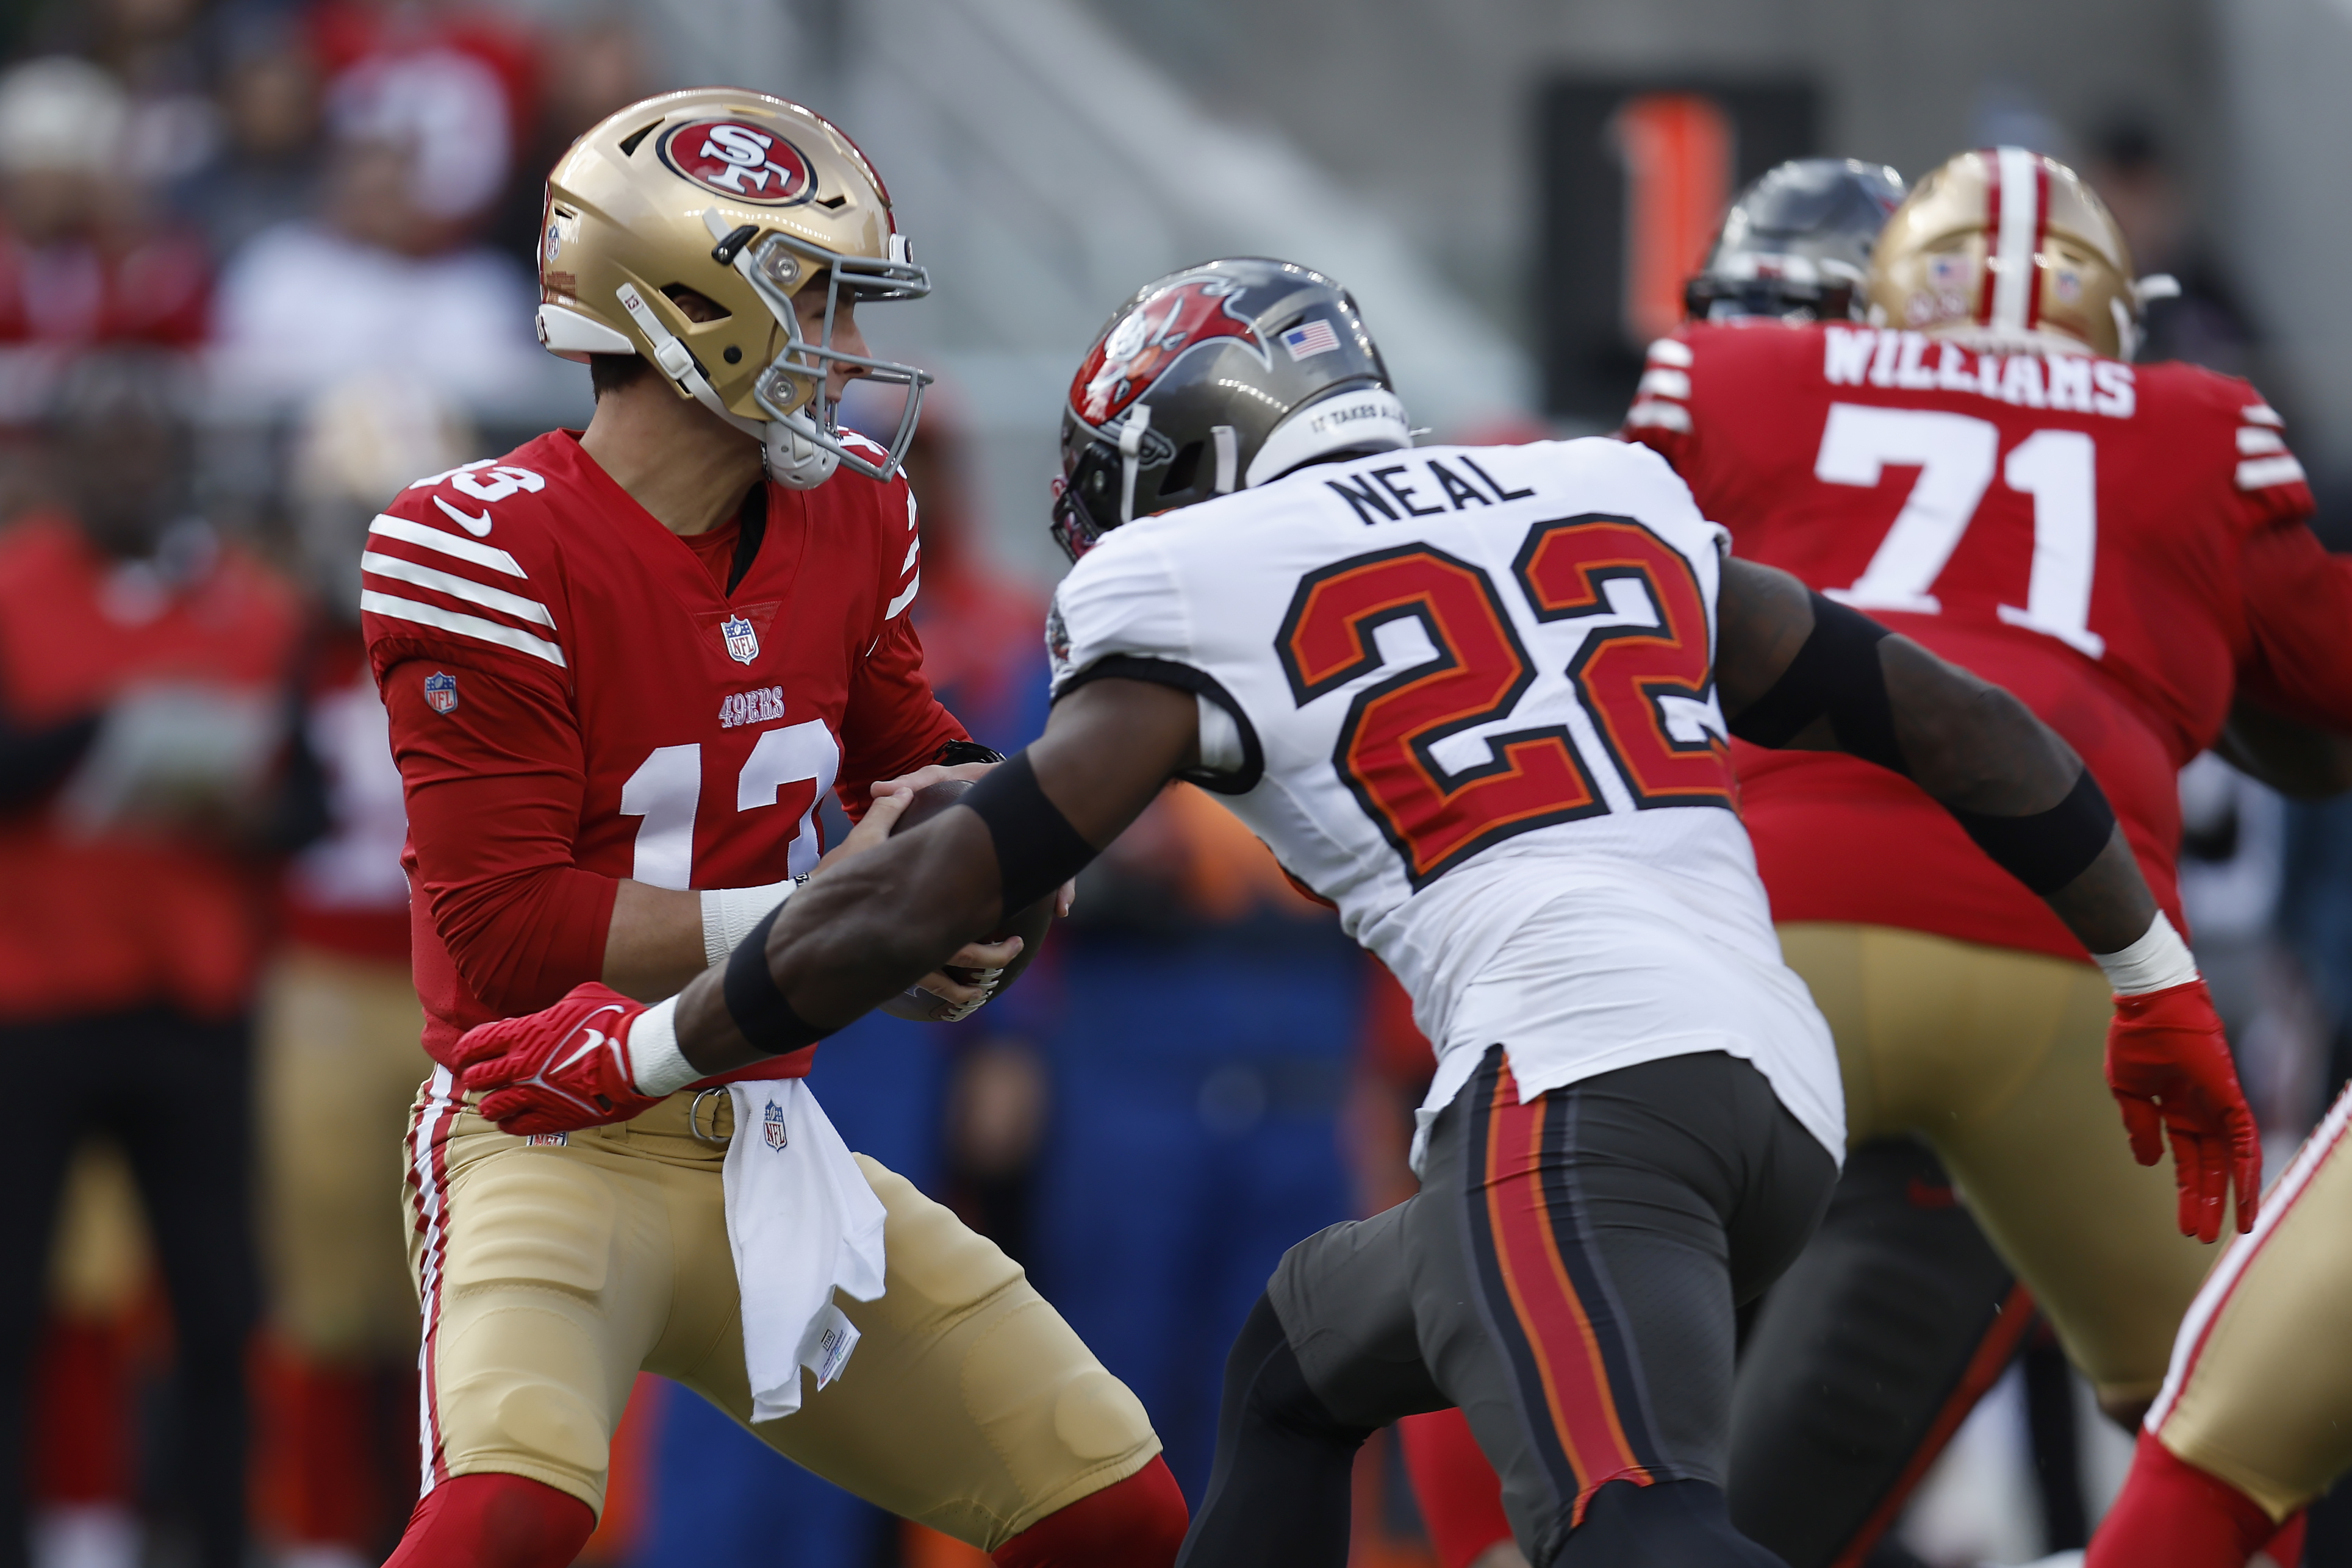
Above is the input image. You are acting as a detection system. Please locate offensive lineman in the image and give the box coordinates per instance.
[455,256,2257,1566]
[1624,147,2352,1560]
[1400,149,2352,1567]
[365,90,1183,1566]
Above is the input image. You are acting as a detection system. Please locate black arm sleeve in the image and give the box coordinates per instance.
[1727,591,1907,774]
[958,751,1100,915]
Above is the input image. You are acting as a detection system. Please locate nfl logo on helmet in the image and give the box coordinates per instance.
[762,1098,788,1150]
[721,615,760,664]
[424,671,459,714]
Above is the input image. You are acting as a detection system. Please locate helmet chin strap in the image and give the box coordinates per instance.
[614,282,839,490]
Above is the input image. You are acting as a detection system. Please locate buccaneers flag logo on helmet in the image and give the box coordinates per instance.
[1072,275,1266,427]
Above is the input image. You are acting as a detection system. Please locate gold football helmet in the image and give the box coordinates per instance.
[534,88,931,487]
[1868,146,2176,360]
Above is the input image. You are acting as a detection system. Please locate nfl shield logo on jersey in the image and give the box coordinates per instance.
[423,671,459,714]
[762,1098,787,1150]
[722,615,760,665]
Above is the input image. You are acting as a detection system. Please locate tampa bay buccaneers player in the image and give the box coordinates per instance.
[1594,147,2350,1563]
[454,254,2257,1567]
[364,89,1183,1567]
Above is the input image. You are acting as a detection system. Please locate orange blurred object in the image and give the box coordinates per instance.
[1609,93,1735,346]
[905,1520,994,1568]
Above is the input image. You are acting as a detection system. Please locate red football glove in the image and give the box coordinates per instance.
[2106,979,2262,1243]
[451,982,665,1136]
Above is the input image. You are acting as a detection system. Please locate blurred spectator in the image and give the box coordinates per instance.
[209,102,543,409]
[303,0,537,228]
[250,374,464,1568]
[0,57,210,353]
[0,351,307,1568]
[2087,118,2259,374]
[168,24,325,265]
[485,15,647,270]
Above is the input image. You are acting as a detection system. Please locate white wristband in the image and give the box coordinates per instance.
[700,879,797,970]
[2093,911,2200,997]
[626,995,697,1096]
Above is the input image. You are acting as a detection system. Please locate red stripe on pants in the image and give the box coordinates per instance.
[1480,1062,1651,1522]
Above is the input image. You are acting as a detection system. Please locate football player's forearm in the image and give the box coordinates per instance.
[667,822,997,1074]
[601,880,711,1001]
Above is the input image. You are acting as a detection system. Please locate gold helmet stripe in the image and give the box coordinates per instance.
[1987,146,2046,335]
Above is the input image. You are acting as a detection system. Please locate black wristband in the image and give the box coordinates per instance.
[1949,767,2118,895]
[958,751,1100,915]
[722,901,826,1053]
[1729,592,1907,775]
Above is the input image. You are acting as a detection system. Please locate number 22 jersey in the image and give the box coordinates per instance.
[1625,322,2352,961]
[1047,438,1841,1161]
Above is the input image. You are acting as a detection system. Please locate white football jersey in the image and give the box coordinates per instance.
[1049,437,1841,1162]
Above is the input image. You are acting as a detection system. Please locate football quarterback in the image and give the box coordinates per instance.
[367,89,1183,1567]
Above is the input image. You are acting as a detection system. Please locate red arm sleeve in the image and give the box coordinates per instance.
[382,657,617,1015]
[834,606,967,818]
[2233,522,2352,731]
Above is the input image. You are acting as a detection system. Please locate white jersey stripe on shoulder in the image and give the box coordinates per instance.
[368,514,528,578]
[1625,400,1692,433]
[1636,367,1691,400]
[361,551,556,628]
[1645,337,1693,367]
[1991,146,2040,333]
[360,590,567,666]
[2237,455,2308,491]
[2236,427,2286,456]
[884,570,920,621]
[2242,403,2285,427]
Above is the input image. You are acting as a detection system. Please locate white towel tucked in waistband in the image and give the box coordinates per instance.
[721,1079,887,1422]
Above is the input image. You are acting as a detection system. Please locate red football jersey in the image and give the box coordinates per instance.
[1624,321,2352,961]
[362,430,964,1065]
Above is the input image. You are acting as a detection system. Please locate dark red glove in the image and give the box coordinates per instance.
[452,982,665,1136]
[2106,979,2262,1243]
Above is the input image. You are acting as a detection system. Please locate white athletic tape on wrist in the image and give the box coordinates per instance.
[628,995,696,1097]
[700,879,797,970]
[2094,911,2201,997]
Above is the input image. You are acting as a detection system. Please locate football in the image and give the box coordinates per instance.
[877,778,1055,1022]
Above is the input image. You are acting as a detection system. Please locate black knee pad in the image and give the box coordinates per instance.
[1557,1479,1787,1567]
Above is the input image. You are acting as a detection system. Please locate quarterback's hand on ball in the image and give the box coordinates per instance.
[453,983,665,1136]
[2106,979,2262,1242]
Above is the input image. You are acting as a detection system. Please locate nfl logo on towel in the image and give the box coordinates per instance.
[1280,318,1341,360]
[424,671,459,714]
[762,1098,787,1150]
[722,615,760,664]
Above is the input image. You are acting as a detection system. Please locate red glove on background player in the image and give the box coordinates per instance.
[451,982,665,1136]
[2106,979,2262,1243]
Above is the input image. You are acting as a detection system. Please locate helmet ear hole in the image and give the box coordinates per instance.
[1162,440,1203,497]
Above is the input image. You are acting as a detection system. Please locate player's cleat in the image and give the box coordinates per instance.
[451,982,665,1135]
[2106,979,2262,1242]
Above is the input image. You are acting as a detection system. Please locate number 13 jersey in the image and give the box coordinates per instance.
[1626,322,2352,964]
[1048,437,1841,1162]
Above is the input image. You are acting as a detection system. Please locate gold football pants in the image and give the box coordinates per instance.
[2144,1086,2352,1519]
[1780,922,2217,1408]
[402,1069,1160,1545]
[259,946,429,1359]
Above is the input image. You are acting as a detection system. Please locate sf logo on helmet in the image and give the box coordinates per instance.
[660,119,813,205]
[1072,275,1264,426]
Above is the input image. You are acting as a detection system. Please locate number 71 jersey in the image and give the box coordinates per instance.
[1624,321,2317,961]
[1047,437,1841,1159]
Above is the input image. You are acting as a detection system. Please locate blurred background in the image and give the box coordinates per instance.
[0,0,2347,1564]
